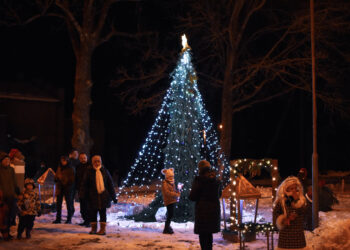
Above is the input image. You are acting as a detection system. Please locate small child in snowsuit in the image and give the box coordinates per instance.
[17,178,41,239]
[0,190,9,240]
[161,168,181,234]
[273,176,310,250]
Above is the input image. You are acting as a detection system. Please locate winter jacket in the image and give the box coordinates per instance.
[273,199,309,249]
[189,169,222,234]
[79,166,116,210]
[55,162,75,195]
[75,162,90,196]
[161,180,180,206]
[17,189,41,216]
[69,158,80,170]
[0,165,20,201]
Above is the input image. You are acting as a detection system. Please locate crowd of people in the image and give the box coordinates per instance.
[0,149,117,241]
[0,149,340,249]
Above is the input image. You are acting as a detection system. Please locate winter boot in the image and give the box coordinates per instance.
[52,218,61,224]
[25,229,31,239]
[163,222,174,234]
[97,222,106,235]
[89,222,97,234]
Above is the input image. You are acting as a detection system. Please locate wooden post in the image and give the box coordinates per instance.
[271,231,274,250]
[222,198,227,230]
[238,199,243,224]
[254,199,259,223]
[266,231,270,250]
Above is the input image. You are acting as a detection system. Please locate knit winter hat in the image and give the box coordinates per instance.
[161,168,174,180]
[24,178,35,189]
[198,160,211,169]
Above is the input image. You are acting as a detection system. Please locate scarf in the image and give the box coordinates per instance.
[93,165,105,194]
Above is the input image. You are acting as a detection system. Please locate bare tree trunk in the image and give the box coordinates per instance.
[71,46,93,154]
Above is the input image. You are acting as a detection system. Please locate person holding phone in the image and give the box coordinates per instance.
[273,176,310,249]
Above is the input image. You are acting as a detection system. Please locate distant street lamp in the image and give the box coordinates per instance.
[310,0,319,229]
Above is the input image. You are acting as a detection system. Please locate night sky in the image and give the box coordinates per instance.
[0,1,349,179]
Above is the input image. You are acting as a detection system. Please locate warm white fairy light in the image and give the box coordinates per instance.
[228,158,279,233]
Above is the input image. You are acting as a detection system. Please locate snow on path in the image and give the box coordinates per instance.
[0,192,349,249]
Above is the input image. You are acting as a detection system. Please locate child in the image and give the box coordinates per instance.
[161,168,181,234]
[273,176,310,249]
[0,190,9,240]
[17,178,41,239]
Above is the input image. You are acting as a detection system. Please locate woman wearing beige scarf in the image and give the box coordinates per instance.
[80,155,117,235]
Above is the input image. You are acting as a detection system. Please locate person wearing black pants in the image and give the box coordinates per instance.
[189,160,222,250]
[76,153,91,227]
[17,215,35,239]
[53,156,75,224]
[55,188,74,223]
[199,233,213,250]
[165,203,175,232]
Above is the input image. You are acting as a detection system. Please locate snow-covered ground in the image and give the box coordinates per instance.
[1,188,350,249]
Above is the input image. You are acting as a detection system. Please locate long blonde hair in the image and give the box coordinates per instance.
[273,176,306,215]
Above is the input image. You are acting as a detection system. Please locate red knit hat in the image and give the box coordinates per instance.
[9,148,19,159]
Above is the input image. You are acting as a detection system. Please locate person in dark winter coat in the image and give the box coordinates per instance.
[273,176,310,250]
[17,178,41,239]
[69,149,80,170]
[189,160,222,250]
[80,155,117,235]
[0,153,20,240]
[161,168,181,234]
[75,153,91,227]
[53,155,75,224]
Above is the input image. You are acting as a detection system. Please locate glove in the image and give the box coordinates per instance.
[113,198,118,204]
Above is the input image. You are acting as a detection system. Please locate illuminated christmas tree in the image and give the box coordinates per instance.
[119,35,229,222]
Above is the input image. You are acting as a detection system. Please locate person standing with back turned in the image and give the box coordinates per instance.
[189,160,222,250]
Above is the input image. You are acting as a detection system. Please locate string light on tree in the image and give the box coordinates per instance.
[118,34,230,222]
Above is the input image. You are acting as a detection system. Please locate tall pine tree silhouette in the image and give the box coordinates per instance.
[119,35,228,222]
